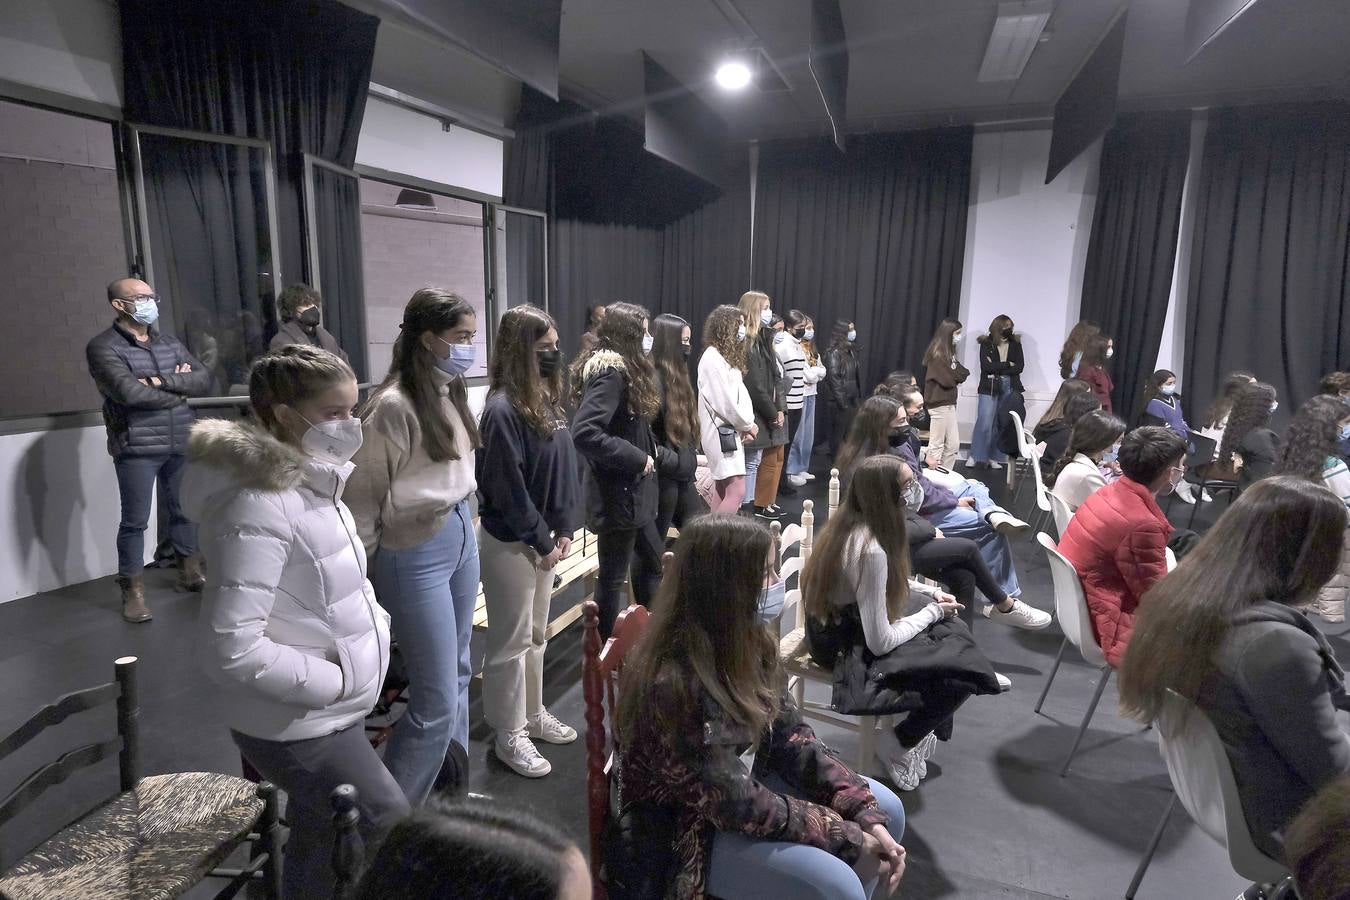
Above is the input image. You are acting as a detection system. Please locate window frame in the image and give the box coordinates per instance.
[488,204,549,314]
[301,153,370,379]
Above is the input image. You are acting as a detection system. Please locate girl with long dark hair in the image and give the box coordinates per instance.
[1076,333,1115,412]
[1057,320,1100,379]
[921,318,969,470]
[803,455,1000,789]
[347,288,482,806]
[1118,477,1349,859]
[618,515,907,900]
[824,318,863,455]
[739,291,791,518]
[1218,381,1281,492]
[696,305,756,513]
[1049,410,1127,512]
[969,315,1023,469]
[1198,370,1256,449]
[651,313,701,538]
[786,311,827,484]
[477,305,580,778]
[1033,383,1098,475]
[777,309,810,485]
[1276,395,1350,623]
[570,302,668,638]
[1139,369,1204,503]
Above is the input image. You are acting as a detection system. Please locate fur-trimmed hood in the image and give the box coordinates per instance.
[581,348,626,383]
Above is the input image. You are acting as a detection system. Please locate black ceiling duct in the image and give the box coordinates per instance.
[809,0,850,152]
[1046,8,1128,184]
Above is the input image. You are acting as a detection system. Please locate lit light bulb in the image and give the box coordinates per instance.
[714,60,753,91]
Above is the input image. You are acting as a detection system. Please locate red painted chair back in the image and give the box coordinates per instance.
[583,599,652,900]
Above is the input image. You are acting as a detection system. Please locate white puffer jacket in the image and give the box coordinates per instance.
[181,418,391,742]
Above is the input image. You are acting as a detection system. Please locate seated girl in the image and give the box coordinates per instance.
[1139,369,1205,503]
[803,455,1002,791]
[618,514,907,900]
[1049,410,1127,513]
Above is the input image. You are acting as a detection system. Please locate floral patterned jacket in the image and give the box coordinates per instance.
[618,678,889,899]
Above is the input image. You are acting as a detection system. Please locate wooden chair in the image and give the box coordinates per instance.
[0,657,283,899]
[583,599,653,900]
[828,468,841,516]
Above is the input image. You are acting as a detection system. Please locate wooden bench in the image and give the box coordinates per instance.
[471,525,602,642]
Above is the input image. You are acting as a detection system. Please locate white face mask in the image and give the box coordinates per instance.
[1270,401,1279,413]
[1105,347,1114,359]
[952,331,963,344]
[760,309,773,326]
[847,329,857,343]
[298,415,363,465]
[737,324,747,343]
[642,334,654,354]
[803,328,815,342]
[1160,384,1176,396]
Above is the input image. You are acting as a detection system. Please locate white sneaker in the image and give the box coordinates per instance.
[1200,489,1213,502]
[986,511,1032,538]
[995,672,1013,691]
[912,732,938,779]
[527,709,578,745]
[983,599,1053,630]
[786,473,809,486]
[875,728,923,791]
[1173,480,1197,504]
[986,461,1004,470]
[495,730,551,778]
[803,472,817,482]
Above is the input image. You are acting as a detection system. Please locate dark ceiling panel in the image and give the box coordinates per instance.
[1184,0,1261,62]
[1046,9,1128,184]
[809,0,849,151]
[642,52,729,187]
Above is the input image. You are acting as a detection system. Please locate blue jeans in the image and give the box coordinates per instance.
[744,448,764,504]
[114,452,196,576]
[788,395,817,475]
[372,500,480,806]
[708,775,906,900]
[969,385,1008,464]
[928,480,1020,597]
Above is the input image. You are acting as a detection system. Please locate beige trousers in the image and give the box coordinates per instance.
[479,528,554,734]
[927,404,962,470]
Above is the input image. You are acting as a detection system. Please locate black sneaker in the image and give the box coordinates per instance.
[754,506,786,520]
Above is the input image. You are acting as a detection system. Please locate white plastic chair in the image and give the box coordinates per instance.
[1023,433,1054,538]
[1048,491,1074,538]
[1007,410,1035,496]
[1033,532,1113,776]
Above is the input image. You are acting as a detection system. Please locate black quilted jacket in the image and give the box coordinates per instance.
[86,323,212,457]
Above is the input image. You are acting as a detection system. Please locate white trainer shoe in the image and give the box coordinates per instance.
[995,672,1013,691]
[986,511,1033,537]
[986,461,1004,470]
[786,473,809,487]
[912,732,938,779]
[803,472,817,481]
[983,598,1053,630]
[527,709,578,745]
[495,729,551,778]
[875,728,923,791]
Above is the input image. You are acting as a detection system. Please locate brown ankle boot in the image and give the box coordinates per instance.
[118,576,152,623]
[176,555,206,593]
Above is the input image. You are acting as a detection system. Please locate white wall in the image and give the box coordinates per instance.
[955,128,1101,437]
[0,0,121,108]
[356,97,504,199]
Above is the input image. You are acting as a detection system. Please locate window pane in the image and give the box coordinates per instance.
[359,179,489,380]
[137,132,277,395]
[0,100,128,417]
[307,163,367,379]
[501,209,546,311]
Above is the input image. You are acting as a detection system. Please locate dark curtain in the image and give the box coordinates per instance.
[1079,110,1190,421]
[659,183,752,326]
[752,130,973,394]
[1183,102,1350,421]
[122,0,378,376]
[503,210,548,310]
[309,165,369,378]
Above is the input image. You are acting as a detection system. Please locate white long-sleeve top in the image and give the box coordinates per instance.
[697,346,757,481]
[801,353,827,398]
[831,530,945,657]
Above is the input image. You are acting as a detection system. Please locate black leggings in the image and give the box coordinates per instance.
[655,477,701,546]
[829,402,856,455]
[909,536,1006,628]
[595,522,664,638]
[892,684,971,748]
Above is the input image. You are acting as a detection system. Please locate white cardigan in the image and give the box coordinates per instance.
[697,346,757,481]
[1052,452,1108,512]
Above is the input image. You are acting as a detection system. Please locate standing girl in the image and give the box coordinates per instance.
[651,313,701,539]
[183,346,407,898]
[477,305,580,779]
[921,318,970,470]
[570,301,667,638]
[775,310,808,488]
[346,288,482,807]
[1076,334,1115,412]
[969,315,1023,470]
[787,312,826,484]
[1139,369,1204,503]
[739,290,790,519]
[1057,320,1100,379]
[696,305,757,514]
[825,319,863,455]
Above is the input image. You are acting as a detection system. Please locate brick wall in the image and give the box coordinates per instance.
[0,158,128,417]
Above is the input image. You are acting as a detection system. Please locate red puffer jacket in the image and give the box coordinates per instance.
[1057,477,1172,666]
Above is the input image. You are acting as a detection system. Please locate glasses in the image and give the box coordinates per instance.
[120,293,158,304]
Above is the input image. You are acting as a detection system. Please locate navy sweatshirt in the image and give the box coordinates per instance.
[476,391,581,555]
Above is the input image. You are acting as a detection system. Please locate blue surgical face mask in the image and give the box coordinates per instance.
[737,324,747,343]
[1338,422,1350,441]
[124,297,159,326]
[847,329,857,343]
[760,309,773,326]
[757,580,785,624]
[803,328,815,342]
[1160,384,1176,396]
[433,337,476,376]
[642,333,654,354]
[1102,443,1120,464]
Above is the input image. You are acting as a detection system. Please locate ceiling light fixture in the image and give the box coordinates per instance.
[978,0,1055,83]
[714,59,753,91]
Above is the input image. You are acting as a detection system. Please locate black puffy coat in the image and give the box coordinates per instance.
[86,323,212,457]
[824,345,863,408]
[744,330,789,451]
[572,350,673,532]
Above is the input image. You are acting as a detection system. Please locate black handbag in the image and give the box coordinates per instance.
[704,398,739,454]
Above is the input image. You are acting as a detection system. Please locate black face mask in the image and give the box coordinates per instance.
[297,307,321,330]
[537,348,563,378]
[909,408,930,430]
[681,344,691,359]
[1002,327,1014,340]
[888,428,907,447]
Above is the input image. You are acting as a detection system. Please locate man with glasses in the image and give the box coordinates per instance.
[87,277,212,622]
[1057,426,1188,669]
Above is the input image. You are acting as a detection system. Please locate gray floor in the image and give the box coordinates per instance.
[2,461,1345,898]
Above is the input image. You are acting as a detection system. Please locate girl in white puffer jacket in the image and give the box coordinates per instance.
[182,345,408,900]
